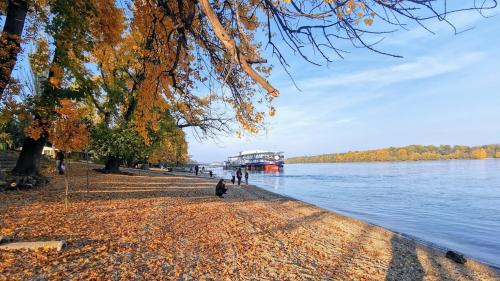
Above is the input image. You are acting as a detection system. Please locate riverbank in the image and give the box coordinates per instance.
[1,165,498,280]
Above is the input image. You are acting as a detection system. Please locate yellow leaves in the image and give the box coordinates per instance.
[177,102,190,114]
[331,1,375,27]
[90,0,125,45]
[149,128,187,163]
[50,99,90,152]
[471,148,487,159]
[346,0,356,14]
[0,227,14,236]
[29,38,51,76]
[25,119,46,140]
[48,64,64,88]
[96,245,108,252]
[269,107,276,117]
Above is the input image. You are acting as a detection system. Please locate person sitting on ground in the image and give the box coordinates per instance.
[215,179,227,198]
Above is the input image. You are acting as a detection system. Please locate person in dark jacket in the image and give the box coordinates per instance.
[55,150,65,175]
[215,179,227,198]
[236,168,242,186]
[194,165,199,176]
[244,169,249,185]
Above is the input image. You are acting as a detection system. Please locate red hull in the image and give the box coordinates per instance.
[263,165,279,172]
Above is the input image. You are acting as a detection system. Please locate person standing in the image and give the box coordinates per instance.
[231,170,236,184]
[236,168,242,186]
[194,165,199,176]
[56,150,65,175]
[244,169,249,185]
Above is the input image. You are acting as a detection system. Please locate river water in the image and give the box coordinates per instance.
[211,160,500,268]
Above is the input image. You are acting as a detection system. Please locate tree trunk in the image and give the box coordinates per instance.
[11,134,48,176]
[0,0,29,98]
[103,156,121,173]
[10,48,60,178]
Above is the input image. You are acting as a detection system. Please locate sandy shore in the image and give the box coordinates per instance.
[1,165,498,280]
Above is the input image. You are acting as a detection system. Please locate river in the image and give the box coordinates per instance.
[211,159,500,268]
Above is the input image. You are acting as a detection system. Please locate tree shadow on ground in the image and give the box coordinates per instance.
[0,170,295,209]
[385,234,424,281]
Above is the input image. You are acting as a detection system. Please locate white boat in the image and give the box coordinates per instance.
[224,150,284,171]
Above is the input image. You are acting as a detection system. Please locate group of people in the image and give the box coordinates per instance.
[191,165,250,198]
[231,168,248,186]
[216,168,249,198]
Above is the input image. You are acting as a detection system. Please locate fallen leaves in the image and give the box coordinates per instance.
[0,165,498,280]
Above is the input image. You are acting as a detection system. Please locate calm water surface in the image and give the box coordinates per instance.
[212,160,500,268]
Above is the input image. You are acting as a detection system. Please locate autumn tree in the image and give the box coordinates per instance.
[471,148,487,159]
[90,115,187,171]
[81,1,232,172]
[8,0,114,176]
[397,148,408,161]
[49,99,91,153]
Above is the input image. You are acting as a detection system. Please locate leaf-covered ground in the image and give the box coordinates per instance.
[1,164,499,280]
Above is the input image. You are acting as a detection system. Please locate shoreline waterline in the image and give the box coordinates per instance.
[156,167,500,272]
[212,160,500,269]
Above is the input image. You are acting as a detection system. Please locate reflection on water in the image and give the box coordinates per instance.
[213,160,500,268]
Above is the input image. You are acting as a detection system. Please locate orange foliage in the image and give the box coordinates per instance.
[49,99,90,152]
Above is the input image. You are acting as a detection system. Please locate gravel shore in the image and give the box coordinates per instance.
[1,165,498,280]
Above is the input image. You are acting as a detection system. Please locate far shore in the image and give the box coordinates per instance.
[286,158,500,165]
[1,163,499,280]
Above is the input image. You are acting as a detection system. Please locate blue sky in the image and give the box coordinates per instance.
[187,7,500,163]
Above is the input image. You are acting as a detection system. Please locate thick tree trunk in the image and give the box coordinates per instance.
[10,48,60,178]
[11,134,48,176]
[103,156,121,173]
[0,0,29,98]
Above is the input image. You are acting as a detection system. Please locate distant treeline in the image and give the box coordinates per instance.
[287,144,500,163]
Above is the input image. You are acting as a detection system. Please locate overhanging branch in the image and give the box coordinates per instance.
[198,0,278,97]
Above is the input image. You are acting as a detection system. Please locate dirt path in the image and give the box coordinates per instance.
[1,165,498,280]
